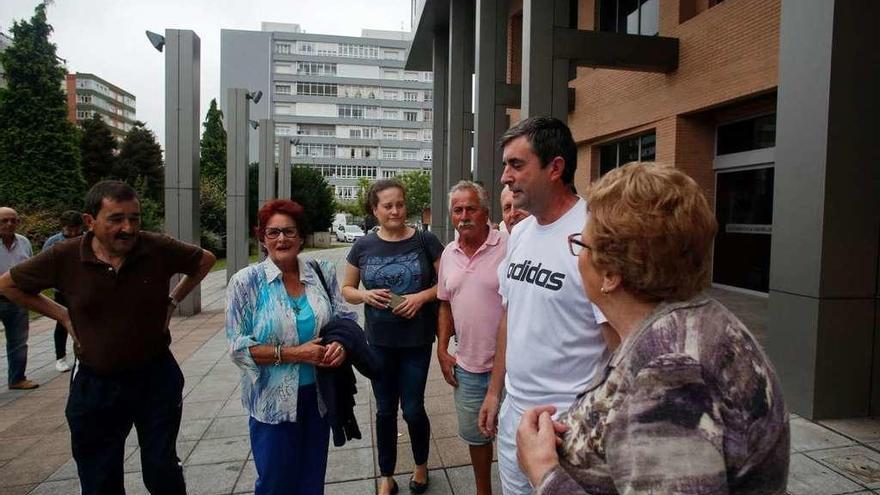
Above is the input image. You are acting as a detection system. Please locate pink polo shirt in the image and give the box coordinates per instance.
[437,229,507,373]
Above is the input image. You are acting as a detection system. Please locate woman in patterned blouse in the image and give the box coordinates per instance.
[516,163,789,495]
[226,199,357,495]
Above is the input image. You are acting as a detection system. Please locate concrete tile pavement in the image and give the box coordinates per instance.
[0,246,878,494]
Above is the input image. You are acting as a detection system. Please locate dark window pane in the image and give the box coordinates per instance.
[712,167,774,291]
[717,113,777,155]
[619,136,640,164]
[639,0,659,35]
[599,144,617,176]
[640,133,656,160]
[599,0,617,32]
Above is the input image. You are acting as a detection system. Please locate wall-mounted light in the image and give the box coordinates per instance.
[246,90,263,104]
[145,31,165,52]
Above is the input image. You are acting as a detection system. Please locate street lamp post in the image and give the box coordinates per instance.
[147,29,202,316]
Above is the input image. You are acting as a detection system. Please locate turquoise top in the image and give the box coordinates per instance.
[291,293,316,386]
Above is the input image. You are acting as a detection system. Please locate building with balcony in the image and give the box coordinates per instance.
[221,23,434,201]
[64,72,136,138]
[406,0,879,421]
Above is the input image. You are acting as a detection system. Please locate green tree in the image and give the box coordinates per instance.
[0,3,85,210]
[355,177,374,216]
[200,98,226,181]
[79,113,118,186]
[397,170,431,219]
[114,121,163,203]
[289,165,335,233]
[199,99,227,249]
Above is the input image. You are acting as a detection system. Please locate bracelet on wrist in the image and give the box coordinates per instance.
[273,344,282,366]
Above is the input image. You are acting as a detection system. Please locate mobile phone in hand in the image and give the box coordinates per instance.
[388,292,405,310]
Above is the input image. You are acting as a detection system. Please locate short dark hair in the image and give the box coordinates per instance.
[499,116,577,185]
[83,181,138,217]
[365,179,406,213]
[59,210,84,227]
[256,199,310,250]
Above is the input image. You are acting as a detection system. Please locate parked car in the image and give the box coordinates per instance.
[337,224,365,243]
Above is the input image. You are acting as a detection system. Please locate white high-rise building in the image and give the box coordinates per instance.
[221,23,433,201]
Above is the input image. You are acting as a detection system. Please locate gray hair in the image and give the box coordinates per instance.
[448,180,489,211]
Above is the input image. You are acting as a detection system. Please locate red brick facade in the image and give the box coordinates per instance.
[505,0,781,204]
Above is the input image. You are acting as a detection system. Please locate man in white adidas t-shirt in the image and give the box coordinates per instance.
[478,116,610,495]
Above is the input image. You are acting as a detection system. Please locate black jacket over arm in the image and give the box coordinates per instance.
[318,317,380,447]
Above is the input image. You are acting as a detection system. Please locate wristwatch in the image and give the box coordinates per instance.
[168,296,179,309]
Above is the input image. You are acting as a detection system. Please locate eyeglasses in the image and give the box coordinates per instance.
[567,233,592,257]
[0,218,19,224]
[265,227,299,240]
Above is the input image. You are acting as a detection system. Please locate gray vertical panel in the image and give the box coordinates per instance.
[474,0,509,221]
[226,88,250,281]
[767,0,880,419]
[447,0,475,242]
[522,0,569,119]
[164,29,201,315]
[258,119,276,208]
[278,139,292,199]
[432,30,450,243]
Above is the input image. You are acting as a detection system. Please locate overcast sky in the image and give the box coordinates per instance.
[0,0,413,148]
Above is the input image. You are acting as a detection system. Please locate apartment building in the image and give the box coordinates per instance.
[221,23,433,201]
[64,72,137,138]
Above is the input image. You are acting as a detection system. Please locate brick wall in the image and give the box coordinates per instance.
[570,0,780,202]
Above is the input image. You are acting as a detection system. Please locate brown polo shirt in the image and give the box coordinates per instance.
[10,231,203,375]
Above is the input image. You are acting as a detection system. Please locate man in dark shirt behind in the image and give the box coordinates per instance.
[0,181,216,494]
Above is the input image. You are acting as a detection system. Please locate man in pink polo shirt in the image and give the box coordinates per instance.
[437,180,507,495]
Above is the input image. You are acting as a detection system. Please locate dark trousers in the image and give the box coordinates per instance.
[0,298,29,385]
[53,291,68,359]
[371,344,432,476]
[249,385,330,495]
[66,350,186,495]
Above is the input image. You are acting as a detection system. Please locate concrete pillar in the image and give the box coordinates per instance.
[226,88,251,281]
[258,118,275,209]
[766,0,880,419]
[446,0,476,241]
[431,30,450,243]
[474,0,511,221]
[521,0,571,119]
[163,29,201,316]
[278,138,292,200]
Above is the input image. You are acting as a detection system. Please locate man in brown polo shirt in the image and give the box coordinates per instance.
[0,181,216,495]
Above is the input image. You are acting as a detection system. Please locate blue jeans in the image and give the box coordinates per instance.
[249,385,329,495]
[453,365,493,445]
[370,344,432,476]
[0,298,29,385]
[66,350,186,495]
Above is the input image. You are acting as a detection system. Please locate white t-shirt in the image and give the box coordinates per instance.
[498,197,607,413]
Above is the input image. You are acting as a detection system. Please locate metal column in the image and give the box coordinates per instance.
[431,30,450,243]
[257,118,275,209]
[163,29,201,316]
[474,0,511,221]
[445,0,475,241]
[521,0,571,119]
[226,88,250,281]
[766,0,880,419]
[277,139,292,200]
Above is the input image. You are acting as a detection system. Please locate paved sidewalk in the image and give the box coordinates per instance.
[0,246,878,494]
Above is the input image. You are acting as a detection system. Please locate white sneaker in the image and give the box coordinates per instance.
[55,358,71,373]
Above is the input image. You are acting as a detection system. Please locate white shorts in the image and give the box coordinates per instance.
[497,399,533,495]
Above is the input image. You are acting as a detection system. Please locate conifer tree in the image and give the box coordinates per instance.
[114,121,164,203]
[0,3,85,210]
[79,113,118,186]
